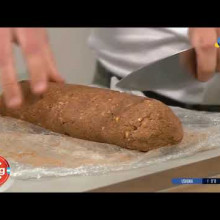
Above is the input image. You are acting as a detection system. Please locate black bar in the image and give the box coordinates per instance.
[202,178,220,184]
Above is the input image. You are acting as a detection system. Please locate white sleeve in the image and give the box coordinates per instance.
[165,28,189,39]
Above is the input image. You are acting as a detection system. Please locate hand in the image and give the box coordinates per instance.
[0,28,64,108]
[189,28,220,82]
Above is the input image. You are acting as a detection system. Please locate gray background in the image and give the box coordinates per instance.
[14,28,96,85]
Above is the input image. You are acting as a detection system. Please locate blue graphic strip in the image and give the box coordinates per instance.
[172,178,203,185]
[172,178,220,184]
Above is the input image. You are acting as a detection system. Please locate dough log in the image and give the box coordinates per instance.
[0,81,183,152]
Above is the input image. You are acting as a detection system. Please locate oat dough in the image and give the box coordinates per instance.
[0,81,183,152]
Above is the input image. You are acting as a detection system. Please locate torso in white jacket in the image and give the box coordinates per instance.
[88,28,220,105]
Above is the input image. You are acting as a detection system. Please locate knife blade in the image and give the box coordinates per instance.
[116,48,199,91]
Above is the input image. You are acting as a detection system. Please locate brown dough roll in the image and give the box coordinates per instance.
[0,80,183,152]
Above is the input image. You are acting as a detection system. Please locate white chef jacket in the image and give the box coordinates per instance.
[88,28,220,105]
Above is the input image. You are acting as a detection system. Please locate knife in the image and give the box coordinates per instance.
[116,48,199,91]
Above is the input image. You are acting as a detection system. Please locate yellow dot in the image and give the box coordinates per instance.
[215,43,219,48]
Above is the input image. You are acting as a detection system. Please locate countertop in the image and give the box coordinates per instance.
[4,146,220,192]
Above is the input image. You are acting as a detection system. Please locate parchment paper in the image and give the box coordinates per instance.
[0,106,220,179]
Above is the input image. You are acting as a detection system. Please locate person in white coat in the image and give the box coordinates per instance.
[88,28,220,109]
[0,28,219,109]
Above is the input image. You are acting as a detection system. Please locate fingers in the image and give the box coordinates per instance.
[0,28,63,109]
[189,28,217,82]
[14,28,64,94]
[15,28,48,94]
[44,45,65,83]
[0,28,22,108]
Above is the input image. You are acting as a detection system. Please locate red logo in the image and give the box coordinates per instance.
[0,156,10,187]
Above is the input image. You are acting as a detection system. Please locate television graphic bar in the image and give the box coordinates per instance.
[172,178,220,185]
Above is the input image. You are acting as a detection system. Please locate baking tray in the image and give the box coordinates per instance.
[90,148,220,192]
[3,147,220,192]
[2,105,220,192]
